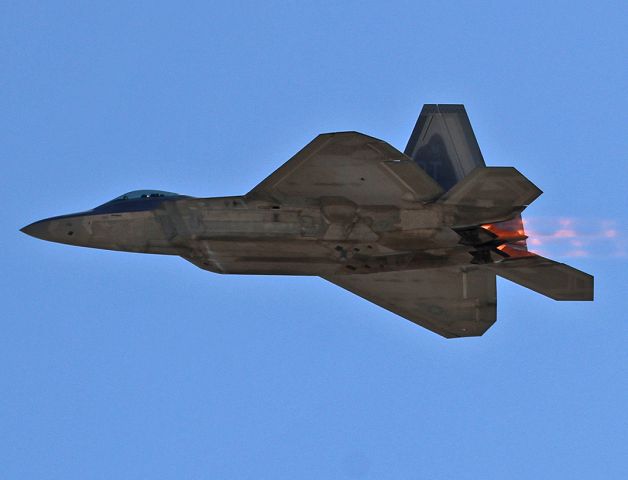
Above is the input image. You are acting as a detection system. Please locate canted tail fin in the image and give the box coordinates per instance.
[406,104,593,304]
[405,104,486,190]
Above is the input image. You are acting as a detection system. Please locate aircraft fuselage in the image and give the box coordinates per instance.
[22,194,472,276]
[22,105,593,338]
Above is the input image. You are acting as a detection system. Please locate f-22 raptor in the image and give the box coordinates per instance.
[22,105,593,338]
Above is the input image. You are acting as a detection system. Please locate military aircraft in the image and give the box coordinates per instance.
[21,104,593,338]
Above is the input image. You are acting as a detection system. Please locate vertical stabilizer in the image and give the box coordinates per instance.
[405,104,486,190]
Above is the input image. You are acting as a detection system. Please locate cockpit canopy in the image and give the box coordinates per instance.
[94,190,183,212]
[109,190,181,202]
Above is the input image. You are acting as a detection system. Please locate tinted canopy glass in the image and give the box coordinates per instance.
[109,190,181,202]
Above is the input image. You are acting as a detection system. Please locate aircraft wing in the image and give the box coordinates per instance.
[324,267,497,338]
[248,132,444,206]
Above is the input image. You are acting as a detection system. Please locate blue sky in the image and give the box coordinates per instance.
[2,1,627,478]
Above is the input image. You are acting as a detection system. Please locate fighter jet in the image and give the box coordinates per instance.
[21,104,593,338]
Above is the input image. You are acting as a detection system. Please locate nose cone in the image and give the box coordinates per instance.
[21,213,88,245]
[21,219,54,241]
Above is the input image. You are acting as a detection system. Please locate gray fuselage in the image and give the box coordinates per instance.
[22,193,474,277]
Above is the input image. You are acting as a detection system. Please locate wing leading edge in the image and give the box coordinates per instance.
[247,132,443,206]
[324,267,497,338]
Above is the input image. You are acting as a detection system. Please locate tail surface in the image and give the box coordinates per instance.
[405,104,485,190]
[440,166,543,226]
[449,193,594,301]
[490,255,593,301]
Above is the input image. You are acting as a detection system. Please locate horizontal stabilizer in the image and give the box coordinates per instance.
[490,256,593,301]
[439,167,543,208]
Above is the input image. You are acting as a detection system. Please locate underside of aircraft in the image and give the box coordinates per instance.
[22,104,593,338]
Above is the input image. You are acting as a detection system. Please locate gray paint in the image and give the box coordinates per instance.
[21,106,593,338]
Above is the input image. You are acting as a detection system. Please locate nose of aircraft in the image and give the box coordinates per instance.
[21,214,88,245]
[21,219,53,241]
